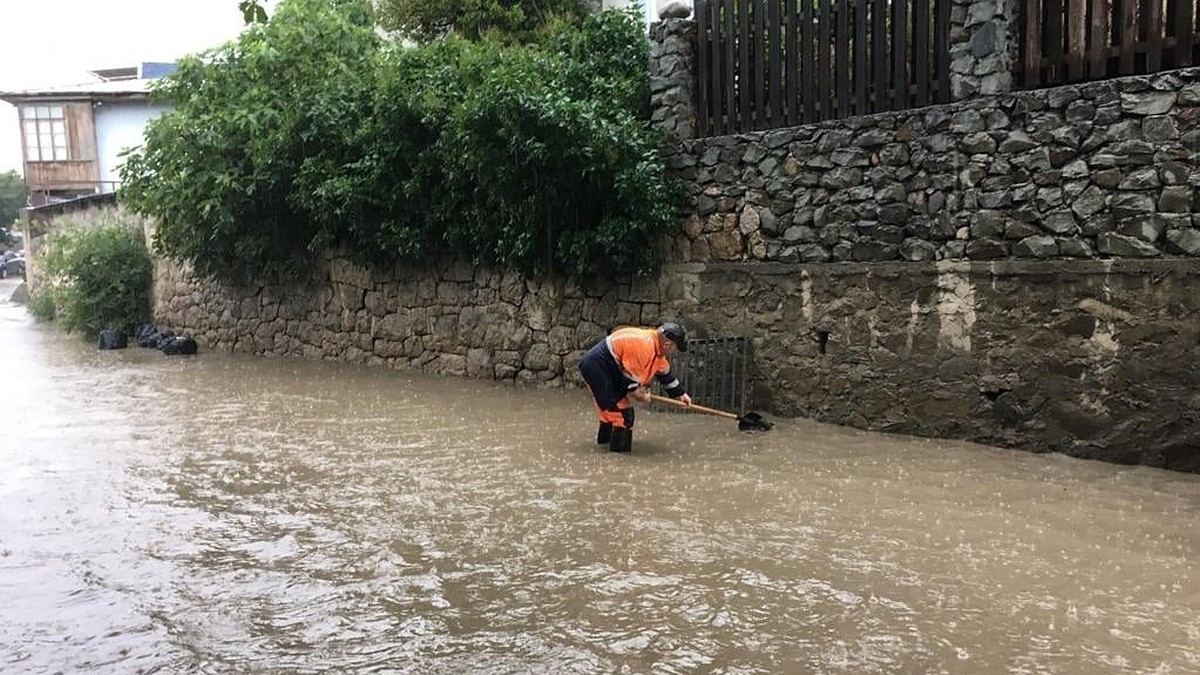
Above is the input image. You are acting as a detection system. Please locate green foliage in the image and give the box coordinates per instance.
[26,288,56,321]
[121,0,380,281]
[0,170,25,246]
[122,0,678,281]
[238,0,270,23]
[376,0,588,43]
[36,211,153,338]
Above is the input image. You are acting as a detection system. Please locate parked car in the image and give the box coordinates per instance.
[0,251,25,279]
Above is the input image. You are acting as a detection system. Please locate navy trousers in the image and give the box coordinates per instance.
[578,341,636,429]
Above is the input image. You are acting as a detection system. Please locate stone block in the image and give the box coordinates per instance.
[1013,235,1060,258]
[1158,186,1193,212]
[1119,90,1177,115]
[1117,214,1167,242]
[966,238,1008,259]
[1165,229,1200,255]
[1096,232,1162,257]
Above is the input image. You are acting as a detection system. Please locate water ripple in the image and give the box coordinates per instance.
[1,301,1197,674]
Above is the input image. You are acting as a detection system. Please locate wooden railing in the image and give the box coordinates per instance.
[1021,0,1199,86]
[695,0,952,137]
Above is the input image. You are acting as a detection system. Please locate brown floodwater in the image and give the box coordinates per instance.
[0,291,1197,675]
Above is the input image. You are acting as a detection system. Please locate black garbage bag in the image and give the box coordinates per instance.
[144,330,175,348]
[134,324,159,347]
[97,329,128,350]
[161,336,198,356]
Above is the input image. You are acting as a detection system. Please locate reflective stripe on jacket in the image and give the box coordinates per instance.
[604,327,686,398]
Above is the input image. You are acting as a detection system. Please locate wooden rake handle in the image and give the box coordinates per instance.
[648,393,740,421]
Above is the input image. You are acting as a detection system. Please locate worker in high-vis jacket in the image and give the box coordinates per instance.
[578,322,692,453]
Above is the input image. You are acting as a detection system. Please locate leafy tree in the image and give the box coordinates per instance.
[238,0,270,23]
[123,0,678,280]
[297,7,676,276]
[0,170,26,247]
[375,0,590,43]
[121,0,380,281]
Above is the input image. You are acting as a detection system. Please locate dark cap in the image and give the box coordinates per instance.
[660,322,687,352]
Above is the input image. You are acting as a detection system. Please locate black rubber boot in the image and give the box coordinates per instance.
[609,427,633,453]
[597,422,613,445]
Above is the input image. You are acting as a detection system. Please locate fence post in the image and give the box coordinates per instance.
[650,17,699,146]
[17,208,38,294]
[949,0,1021,99]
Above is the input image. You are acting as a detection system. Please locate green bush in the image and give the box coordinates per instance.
[120,0,380,282]
[36,214,153,338]
[26,288,56,322]
[120,0,678,281]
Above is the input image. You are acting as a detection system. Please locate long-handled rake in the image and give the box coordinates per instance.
[649,394,774,432]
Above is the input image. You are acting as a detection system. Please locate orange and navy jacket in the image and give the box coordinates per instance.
[604,327,687,398]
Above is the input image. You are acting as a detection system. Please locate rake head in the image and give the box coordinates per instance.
[737,412,773,432]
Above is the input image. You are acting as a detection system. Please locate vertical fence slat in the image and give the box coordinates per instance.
[738,0,751,131]
[709,0,720,135]
[1026,0,1044,85]
[1088,0,1111,77]
[855,0,869,114]
[936,0,951,100]
[1119,0,1137,72]
[754,0,767,129]
[914,0,931,105]
[819,0,833,119]
[786,0,799,126]
[837,0,851,117]
[892,0,910,108]
[1148,0,1164,72]
[873,0,888,111]
[1068,0,1087,79]
[1174,0,1194,66]
[1046,0,1065,83]
[803,0,816,121]
[724,0,737,133]
[696,0,711,137]
[769,0,783,128]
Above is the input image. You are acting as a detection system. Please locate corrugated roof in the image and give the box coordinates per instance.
[1,61,176,102]
[0,78,155,103]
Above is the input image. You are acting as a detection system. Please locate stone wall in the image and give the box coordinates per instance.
[151,251,668,387]
[665,76,1200,264]
[152,253,1199,472]
[659,259,1200,472]
[649,19,696,146]
[949,0,1019,99]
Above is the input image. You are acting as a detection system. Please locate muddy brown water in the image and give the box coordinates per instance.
[1,296,1197,674]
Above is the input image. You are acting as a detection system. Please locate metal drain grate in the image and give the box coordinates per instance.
[657,336,751,415]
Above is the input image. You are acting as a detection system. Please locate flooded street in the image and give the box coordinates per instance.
[1,286,1197,675]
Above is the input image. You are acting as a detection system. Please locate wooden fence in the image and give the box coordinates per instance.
[1021,0,1199,86]
[695,0,952,136]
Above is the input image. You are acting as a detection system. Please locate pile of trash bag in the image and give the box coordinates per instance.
[97,325,198,356]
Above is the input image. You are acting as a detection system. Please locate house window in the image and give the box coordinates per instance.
[21,105,69,162]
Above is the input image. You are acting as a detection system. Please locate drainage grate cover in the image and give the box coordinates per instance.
[659,336,751,415]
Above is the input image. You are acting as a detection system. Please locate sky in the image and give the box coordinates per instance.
[0,0,261,175]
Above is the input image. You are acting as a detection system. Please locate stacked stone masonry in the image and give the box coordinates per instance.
[656,259,1199,473]
[153,251,667,390]
[661,64,1200,266]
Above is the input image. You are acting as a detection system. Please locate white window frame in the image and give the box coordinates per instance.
[20,105,69,162]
